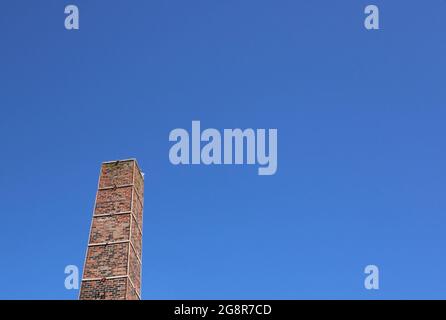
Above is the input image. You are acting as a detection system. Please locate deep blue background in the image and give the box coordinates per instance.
[1,0,445,299]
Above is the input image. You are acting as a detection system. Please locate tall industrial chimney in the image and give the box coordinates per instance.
[79,159,144,300]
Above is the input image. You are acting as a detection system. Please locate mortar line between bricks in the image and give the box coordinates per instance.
[94,211,132,217]
[88,240,130,247]
[81,275,128,282]
[98,183,134,191]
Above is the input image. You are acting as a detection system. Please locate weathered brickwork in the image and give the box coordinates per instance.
[132,192,143,227]
[131,216,142,258]
[126,280,139,300]
[95,187,133,215]
[80,278,127,300]
[99,161,134,188]
[83,243,129,278]
[128,247,141,294]
[89,215,131,243]
[80,159,144,300]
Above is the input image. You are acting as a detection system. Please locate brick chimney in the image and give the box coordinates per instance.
[79,159,144,300]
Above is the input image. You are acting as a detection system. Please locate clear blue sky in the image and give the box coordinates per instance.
[1,0,445,299]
